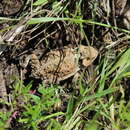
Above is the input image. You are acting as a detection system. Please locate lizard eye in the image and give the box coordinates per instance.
[80,52,86,59]
[86,57,90,60]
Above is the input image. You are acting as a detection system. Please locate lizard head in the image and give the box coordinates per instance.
[79,45,98,67]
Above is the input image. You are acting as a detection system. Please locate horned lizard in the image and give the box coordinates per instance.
[27,45,98,84]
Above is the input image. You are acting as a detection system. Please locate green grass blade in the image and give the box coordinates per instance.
[107,48,130,76]
[27,17,130,34]
[65,95,74,121]
[82,88,117,103]
[33,0,48,6]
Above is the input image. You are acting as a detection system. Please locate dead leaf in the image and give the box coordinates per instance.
[115,0,127,15]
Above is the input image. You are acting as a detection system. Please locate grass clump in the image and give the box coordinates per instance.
[0,0,130,129]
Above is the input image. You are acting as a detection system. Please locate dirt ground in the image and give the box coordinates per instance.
[0,0,130,129]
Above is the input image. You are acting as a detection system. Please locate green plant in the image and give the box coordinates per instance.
[0,111,12,129]
[17,83,64,129]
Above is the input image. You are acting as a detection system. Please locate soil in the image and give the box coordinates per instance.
[0,0,25,16]
[0,0,130,129]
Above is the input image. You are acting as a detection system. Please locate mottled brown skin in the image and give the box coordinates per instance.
[29,45,98,84]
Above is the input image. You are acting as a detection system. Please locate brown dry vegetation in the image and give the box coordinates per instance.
[0,0,130,129]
